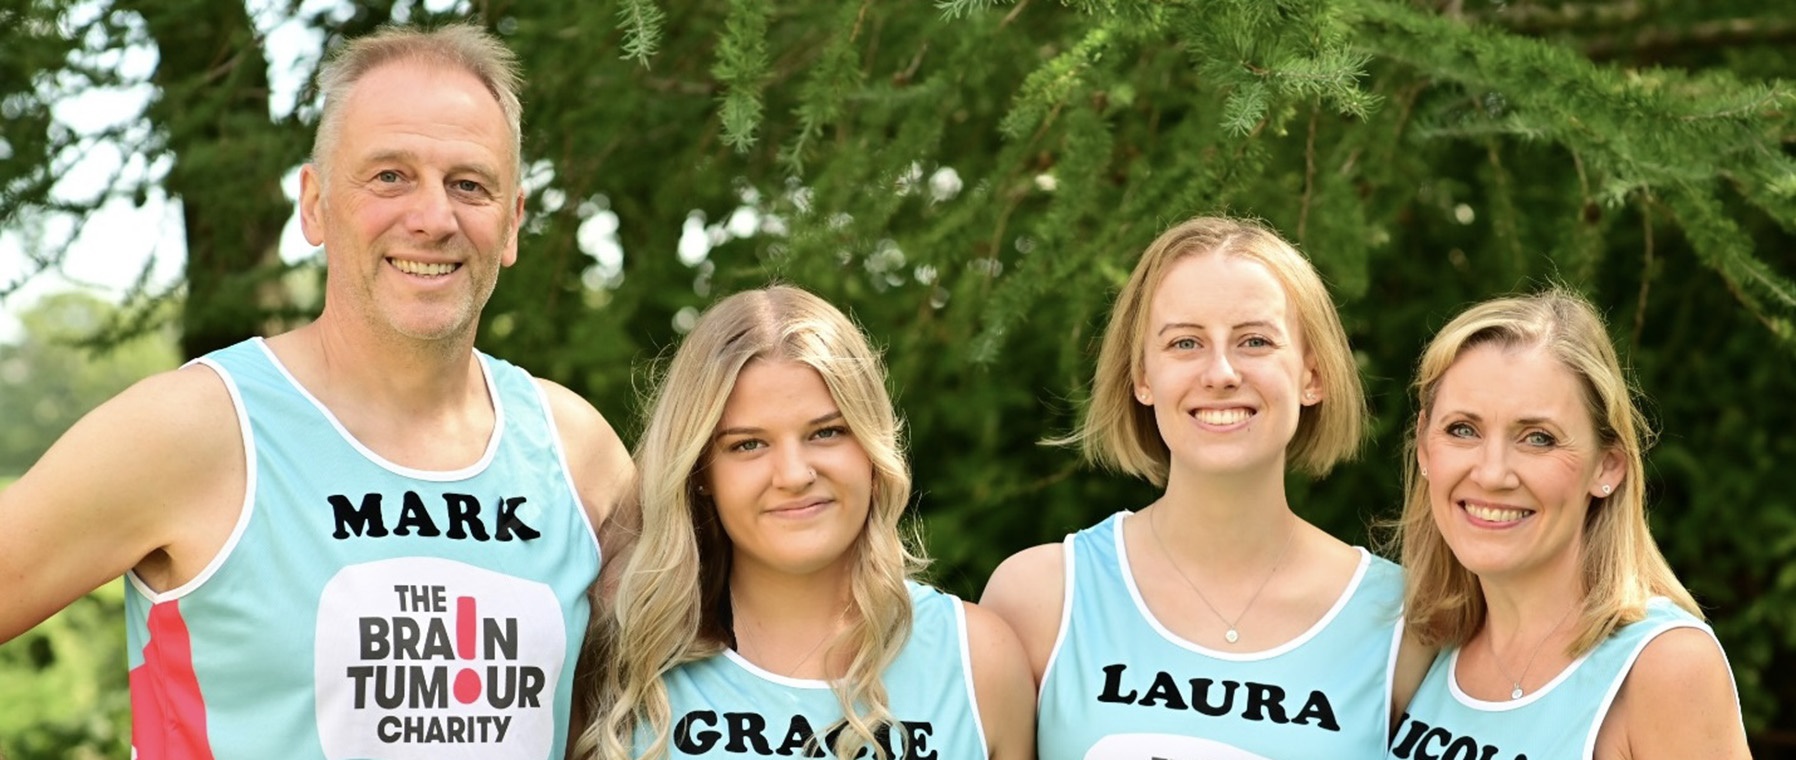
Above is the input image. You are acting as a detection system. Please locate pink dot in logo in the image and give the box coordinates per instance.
[454,667,482,704]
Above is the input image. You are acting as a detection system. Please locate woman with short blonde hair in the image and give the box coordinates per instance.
[984,216,1423,759]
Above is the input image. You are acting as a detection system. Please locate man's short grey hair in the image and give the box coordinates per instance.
[310,22,523,178]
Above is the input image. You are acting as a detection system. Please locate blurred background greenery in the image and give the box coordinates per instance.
[3,0,1795,756]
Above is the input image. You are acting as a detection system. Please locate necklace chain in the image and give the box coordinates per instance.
[731,593,846,677]
[1147,507,1296,645]
[1486,601,1577,700]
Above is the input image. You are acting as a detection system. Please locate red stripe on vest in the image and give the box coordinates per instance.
[130,600,217,759]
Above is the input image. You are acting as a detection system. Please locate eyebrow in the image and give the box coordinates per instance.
[714,411,845,439]
[1156,320,1285,336]
[1443,410,1560,427]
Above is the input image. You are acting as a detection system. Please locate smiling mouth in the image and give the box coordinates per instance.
[769,497,832,515]
[390,258,460,277]
[1192,408,1254,426]
[1462,502,1533,523]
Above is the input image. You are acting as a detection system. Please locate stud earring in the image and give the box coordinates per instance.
[1420,467,1428,478]
[1304,391,1318,402]
[1601,484,1613,495]
[696,484,710,496]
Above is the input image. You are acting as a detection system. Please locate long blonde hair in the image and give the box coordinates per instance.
[1054,215,1366,483]
[574,285,926,759]
[1396,288,1700,656]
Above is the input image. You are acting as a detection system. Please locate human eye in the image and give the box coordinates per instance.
[725,437,765,453]
[1522,430,1558,448]
[375,169,403,184]
[1169,336,1199,351]
[812,425,851,442]
[1241,335,1276,350]
[1444,421,1477,439]
[451,178,488,195]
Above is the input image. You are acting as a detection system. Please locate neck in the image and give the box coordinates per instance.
[287,316,484,413]
[267,320,492,469]
[1478,567,1585,647]
[1151,464,1298,569]
[727,558,856,678]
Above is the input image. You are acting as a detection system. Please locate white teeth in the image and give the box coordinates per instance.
[391,258,457,276]
[1465,504,1530,523]
[1194,408,1252,425]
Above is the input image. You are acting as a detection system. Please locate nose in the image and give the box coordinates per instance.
[1200,347,1241,390]
[1470,439,1519,491]
[405,180,458,241]
[771,443,817,492]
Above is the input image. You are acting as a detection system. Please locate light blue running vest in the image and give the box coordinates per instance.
[635,582,986,759]
[1388,597,1726,760]
[124,338,601,760]
[1038,511,1405,760]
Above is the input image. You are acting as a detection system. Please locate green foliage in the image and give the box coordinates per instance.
[0,575,130,760]
[0,292,181,476]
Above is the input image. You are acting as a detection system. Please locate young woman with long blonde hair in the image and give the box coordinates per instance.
[574,285,1034,759]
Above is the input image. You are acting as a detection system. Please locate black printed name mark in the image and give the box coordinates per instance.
[1096,663,1341,732]
[329,491,541,541]
[1388,713,1528,760]
[672,711,937,759]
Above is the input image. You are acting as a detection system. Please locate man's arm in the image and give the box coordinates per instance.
[0,364,243,642]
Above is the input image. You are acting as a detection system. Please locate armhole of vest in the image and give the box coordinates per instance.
[953,598,992,760]
[126,357,258,604]
[1580,619,1710,760]
[1381,612,1406,746]
[1037,535,1079,710]
[530,377,603,564]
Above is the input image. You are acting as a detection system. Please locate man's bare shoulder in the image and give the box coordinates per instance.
[533,378,633,527]
[0,361,243,640]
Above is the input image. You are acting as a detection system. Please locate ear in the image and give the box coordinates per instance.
[1414,415,1432,475]
[502,187,525,268]
[1591,447,1627,499]
[299,163,326,247]
[1299,352,1323,407]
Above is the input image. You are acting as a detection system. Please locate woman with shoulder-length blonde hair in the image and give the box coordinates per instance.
[983,215,1428,759]
[1388,288,1749,759]
[573,284,1034,760]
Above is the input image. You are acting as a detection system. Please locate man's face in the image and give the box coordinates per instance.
[298,60,522,344]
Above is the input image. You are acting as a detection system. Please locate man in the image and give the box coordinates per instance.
[0,23,632,759]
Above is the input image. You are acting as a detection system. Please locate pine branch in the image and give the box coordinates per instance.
[714,0,771,152]
[935,0,1009,21]
[616,0,665,65]
[1584,17,1796,61]
[999,21,1123,139]
[1665,185,1796,340]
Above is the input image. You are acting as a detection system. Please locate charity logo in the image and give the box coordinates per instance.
[314,558,566,759]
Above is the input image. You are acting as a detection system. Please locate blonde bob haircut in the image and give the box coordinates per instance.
[576,285,926,760]
[1396,288,1700,656]
[1058,215,1366,485]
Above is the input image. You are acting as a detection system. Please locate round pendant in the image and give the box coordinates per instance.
[1510,687,1524,700]
[1225,629,1239,644]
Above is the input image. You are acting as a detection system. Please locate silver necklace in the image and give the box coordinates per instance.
[731,594,846,677]
[1487,602,1577,699]
[1147,508,1296,645]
